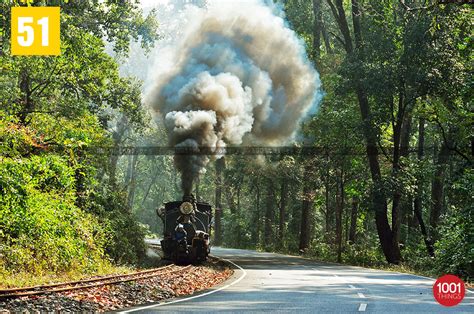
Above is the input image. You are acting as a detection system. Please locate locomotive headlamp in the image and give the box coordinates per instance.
[179,202,194,215]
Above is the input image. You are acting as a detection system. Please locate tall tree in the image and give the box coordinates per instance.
[264,178,275,250]
[214,157,225,246]
[413,117,434,256]
[299,164,314,252]
[325,0,400,263]
[312,0,322,61]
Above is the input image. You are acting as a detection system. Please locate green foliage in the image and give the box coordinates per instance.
[0,0,160,281]
[0,0,470,284]
[1,1,160,56]
[105,209,147,266]
[0,34,146,128]
[0,154,108,274]
[435,170,474,280]
[307,240,334,261]
[207,0,472,280]
[90,186,147,266]
[0,113,45,157]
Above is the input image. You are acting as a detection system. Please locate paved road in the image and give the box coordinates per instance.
[122,247,474,313]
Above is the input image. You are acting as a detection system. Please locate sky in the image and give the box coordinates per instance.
[140,0,169,7]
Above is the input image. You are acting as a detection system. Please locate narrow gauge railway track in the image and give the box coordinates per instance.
[148,243,162,250]
[0,264,191,299]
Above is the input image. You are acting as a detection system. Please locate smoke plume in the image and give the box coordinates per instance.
[146,0,321,195]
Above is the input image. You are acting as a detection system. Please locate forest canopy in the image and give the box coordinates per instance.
[0,0,159,279]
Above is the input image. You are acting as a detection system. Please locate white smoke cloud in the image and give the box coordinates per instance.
[145,0,321,194]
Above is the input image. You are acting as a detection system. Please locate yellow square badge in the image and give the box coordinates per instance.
[11,7,60,56]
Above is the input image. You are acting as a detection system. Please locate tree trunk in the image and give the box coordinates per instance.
[349,197,358,244]
[430,143,450,240]
[226,186,237,215]
[399,114,413,246]
[413,118,434,256]
[357,87,399,264]
[312,0,322,62]
[351,0,362,47]
[19,69,33,124]
[345,200,349,243]
[253,184,261,245]
[264,180,274,250]
[236,183,242,246]
[109,154,119,186]
[326,0,353,52]
[353,0,399,264]
[391,103,411,262]
[141,158,160,207]
[278,180,288,249]
[109,115,128,187]
[321,18,332,54]
[125,155,134,186]
[335,169,344,263]
[214,157,225,246]
[327,0,400,263]
[299,189,312,253]
[299,166,313,252]
[324,165,331,242]
[127,154,139,209]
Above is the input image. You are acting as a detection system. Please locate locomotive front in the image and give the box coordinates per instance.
[158,194,212,264]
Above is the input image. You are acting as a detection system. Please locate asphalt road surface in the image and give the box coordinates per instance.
[122,247,474,313]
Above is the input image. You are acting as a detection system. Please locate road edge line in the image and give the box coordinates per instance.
[118,258,247,313]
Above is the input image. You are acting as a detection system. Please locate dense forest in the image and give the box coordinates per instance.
[208,0,472,279]
[0,0,160,284]
[0,0,472,286]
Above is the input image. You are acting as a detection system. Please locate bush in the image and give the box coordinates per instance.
[343,241,386,267]
[104,210,147,266]
[0,115,148,277]
[0,155,109,274]
[307,240,334,261]
[88,187,147,266]
[434,169,474,281]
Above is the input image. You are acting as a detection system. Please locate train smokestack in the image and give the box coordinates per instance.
[182,194,195,203]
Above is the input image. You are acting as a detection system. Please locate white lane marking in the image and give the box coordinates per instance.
[358,303,367,311]
[357,293,366,298]
[349,285,356,289]
[118,258,247,313]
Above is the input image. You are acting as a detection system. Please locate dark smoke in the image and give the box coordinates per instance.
[146,0,321,194]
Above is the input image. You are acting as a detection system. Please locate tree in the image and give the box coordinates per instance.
[0,0,160,276]
[299,162,314,252]
[214,157,225,246]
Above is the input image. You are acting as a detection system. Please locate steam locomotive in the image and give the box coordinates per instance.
[157,195,212,264]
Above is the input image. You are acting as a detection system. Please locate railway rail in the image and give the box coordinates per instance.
[1,241,226,303]
[0,263,191,299]
[148,243,162,251]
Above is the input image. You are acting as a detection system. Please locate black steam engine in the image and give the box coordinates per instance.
[157,195,212,264]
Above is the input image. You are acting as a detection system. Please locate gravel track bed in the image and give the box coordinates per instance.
[0,259,233,313]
